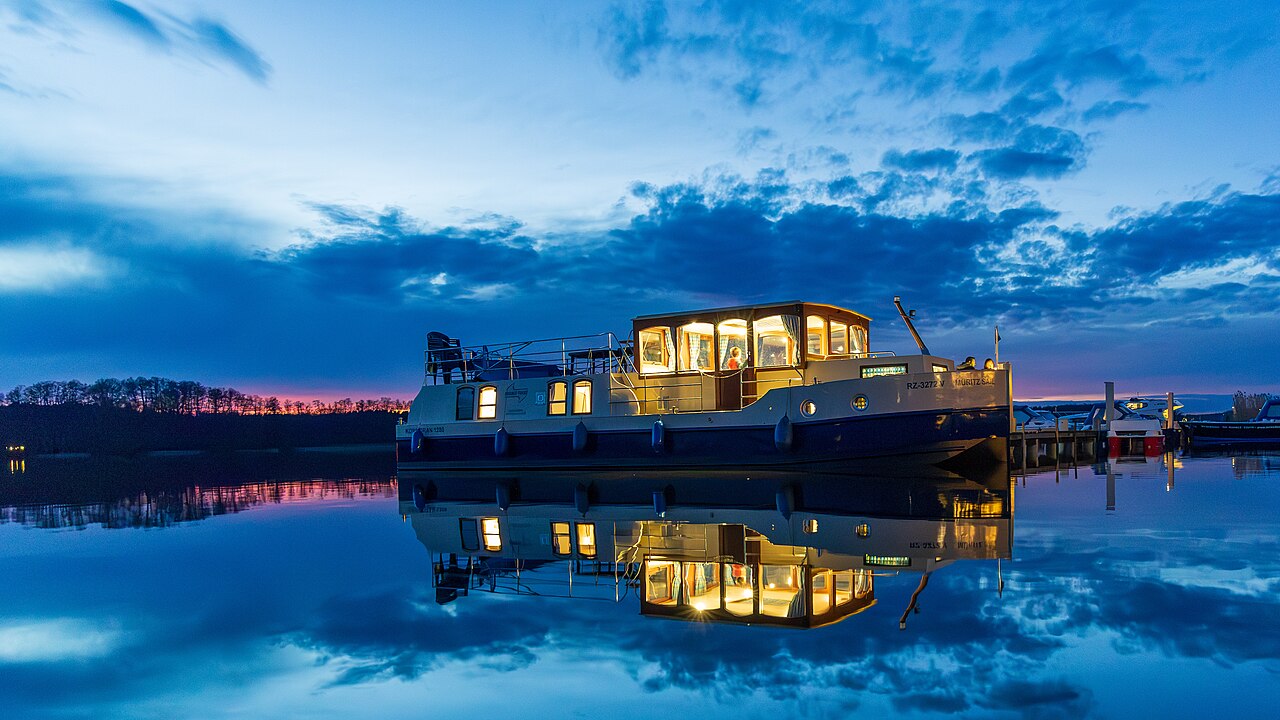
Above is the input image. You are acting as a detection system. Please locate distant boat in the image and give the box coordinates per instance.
[5,444,24,459]
[1182,398,1280,446]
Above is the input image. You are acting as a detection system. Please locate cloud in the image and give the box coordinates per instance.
[5,0,271,84]
[1082,99,1149,122]
[972,125,1086,180]
[0,243,115,292]
[882,148,961,173]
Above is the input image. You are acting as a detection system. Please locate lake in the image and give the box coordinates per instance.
[2,449,1277,718]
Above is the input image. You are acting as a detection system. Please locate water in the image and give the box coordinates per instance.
[2,450,1278,719]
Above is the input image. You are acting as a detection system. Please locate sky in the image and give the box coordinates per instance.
[1,0,1278,400]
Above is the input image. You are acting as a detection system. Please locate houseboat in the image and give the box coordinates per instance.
[402,470,1012,629]
[397,299,1012,477]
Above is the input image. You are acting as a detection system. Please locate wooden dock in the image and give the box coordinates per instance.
[1009,428,1102,470]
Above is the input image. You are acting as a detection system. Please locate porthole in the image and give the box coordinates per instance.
[855,523,870,538]
[852,395,869,411]
[802,519,819,533]
[800,400,817,416]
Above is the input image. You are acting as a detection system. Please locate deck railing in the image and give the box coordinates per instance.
[424,332,633,385]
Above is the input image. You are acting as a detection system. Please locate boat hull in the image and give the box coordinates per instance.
[397,406,1009,475]
[1182,421,1280,446]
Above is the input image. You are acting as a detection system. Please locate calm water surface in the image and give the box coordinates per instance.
[2,450,1278,719]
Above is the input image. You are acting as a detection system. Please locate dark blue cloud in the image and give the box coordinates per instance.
[972,125,1086,179]
[1005,44,1163,97]
[882,148,961,172]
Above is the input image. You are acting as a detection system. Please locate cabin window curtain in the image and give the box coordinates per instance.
[781,315,801,364]
[664,330,676,369]
[717,332,730,369]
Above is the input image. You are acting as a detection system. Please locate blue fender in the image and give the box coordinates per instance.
[494,427,510,456]
[574,484,590,515]
[776,486,795,519]
[572,421,589,453]
[774,415,793,452]
[412,483,428,512]
[496,483,512,511]
[651,419,666,453]
[652,489,667,517]
[410,429,425,454]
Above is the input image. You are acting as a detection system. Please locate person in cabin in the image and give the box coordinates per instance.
[726,346,743,370]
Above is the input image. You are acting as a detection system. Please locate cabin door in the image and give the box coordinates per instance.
[716,369,748,410]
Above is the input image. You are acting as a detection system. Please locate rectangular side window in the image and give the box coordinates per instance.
[459,518,479,551]
[455,387,475,420]
[572,380,592,414]
[478,386,498,419]
[551,521,571,556]
[575,522,597,559]
[860,364,908,378]
[481,517,501,551]
[547,381,567,416]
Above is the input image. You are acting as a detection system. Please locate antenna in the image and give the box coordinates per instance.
[893,296,931,355]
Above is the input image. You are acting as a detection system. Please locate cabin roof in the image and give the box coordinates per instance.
[631,300,872,324]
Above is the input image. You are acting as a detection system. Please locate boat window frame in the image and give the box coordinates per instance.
[477,385,498,419]
[574,522,597,559]
[455,386,475,421]
[753,314,800,368]
[717,318,750,370]
[637,325,676,374]
[459,518,480,551]
[851,325,868,355]
[550,521,572,556]
[829,320,849,356]
[676,321,715,373]
[547,380,568,416]
[571,379,592,415]
[806,315,828,358]
[480,517,502,552]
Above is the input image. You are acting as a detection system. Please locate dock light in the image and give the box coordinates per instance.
[855,523,870,538]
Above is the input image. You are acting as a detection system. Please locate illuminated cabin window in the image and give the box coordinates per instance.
[684,562,721,611]
[459,518,479,551]
[830,321,849,355]
[455,387,475,420]
[550,522,571,556]
[477,386,498,419]
[575,522,597,559]
[677,322,714,372]
[851,325,868,355]
[638,326,675,373]
[753,315,799,368]
[802,518,819,533]
[806,315,827,357]
[644,560,680,605]
[864,554,910,567]
[759,565,804,618]
[861,364,908,378]
[481,517,502,552]
[812,570,833,615]
[718,319,749,370]
[547,381,568,416]
[723,563,754,616]
[572,380,592,414]
[932,363,949,373]
[833,571,854,606]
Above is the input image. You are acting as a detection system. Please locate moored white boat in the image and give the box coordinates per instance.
[396,299,1012,476]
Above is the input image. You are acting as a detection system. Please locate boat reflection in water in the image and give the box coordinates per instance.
[402,468,1012,629]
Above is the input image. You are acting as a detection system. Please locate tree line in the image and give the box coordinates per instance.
[2,377,408,415]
